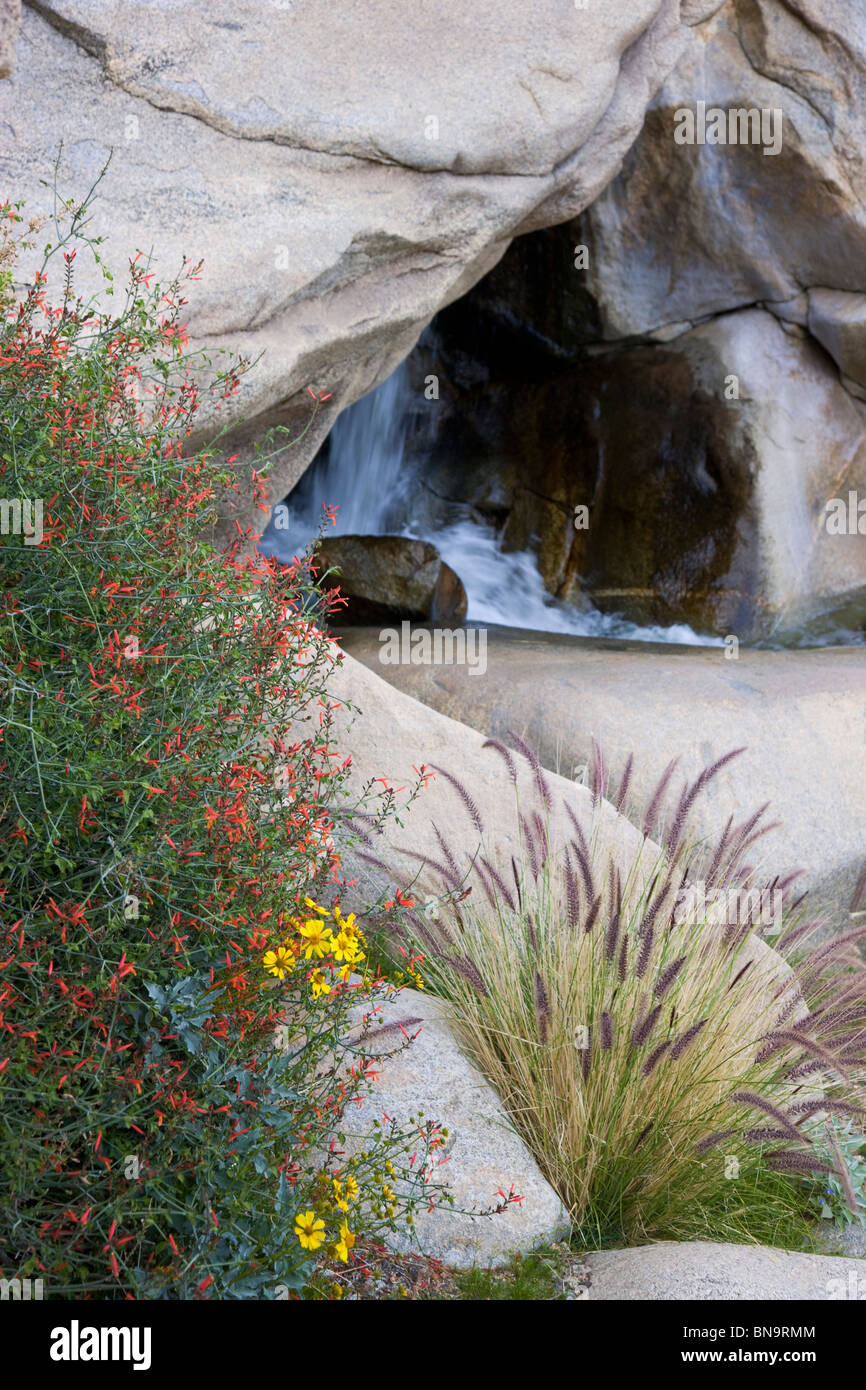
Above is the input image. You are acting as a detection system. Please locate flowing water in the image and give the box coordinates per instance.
[261,363,858,648]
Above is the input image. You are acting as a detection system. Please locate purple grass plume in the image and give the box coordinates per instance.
[429,763,484,835]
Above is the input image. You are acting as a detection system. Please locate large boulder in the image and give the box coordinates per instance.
[1,0,694,542]
[324,650,664,915]
[583,1241,866,1300]
[317,535,467,626]
[338,984,569,1268]
[577,1,866,346]
[339,627,866,926]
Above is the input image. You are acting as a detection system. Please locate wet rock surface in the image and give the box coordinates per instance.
[317,535,467,626]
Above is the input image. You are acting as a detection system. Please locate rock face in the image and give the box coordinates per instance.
[579,2,866,344]
[0,0,19,78]
[1,0,695,542]
[338,985,568,1268]
[584,1241,865,1300]
[408,301,866,640]
[323,650,665,918]
[562,0,866,632]
[317,535,467,626]
[809,291,866,398]
[386,0,866,640]
[339,627,866,926]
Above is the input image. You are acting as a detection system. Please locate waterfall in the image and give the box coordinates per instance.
[285,362,415,537]
[261,363,722,646]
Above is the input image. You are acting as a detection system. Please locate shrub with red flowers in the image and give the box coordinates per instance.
[0,188,450,1299]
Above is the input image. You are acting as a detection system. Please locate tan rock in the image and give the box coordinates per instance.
[577,3,866,345]
[318,535,467,626]
[338,985,569,1268]
[584,1240,865,1300]
[339,630,866,926]
[325,651,663,915]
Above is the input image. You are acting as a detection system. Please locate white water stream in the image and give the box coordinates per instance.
[262,362,723,645]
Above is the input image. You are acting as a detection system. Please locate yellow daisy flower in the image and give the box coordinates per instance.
[294,1211,326,1251]
[310,968,331,999]
[304,897,331,917]
[298,920,333,959]
[262,945,294,980]
[344,1175,359,1202]
[333,1222,356,1263]
[331,930,363,964]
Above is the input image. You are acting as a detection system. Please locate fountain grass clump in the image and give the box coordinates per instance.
[381,738,866,1249]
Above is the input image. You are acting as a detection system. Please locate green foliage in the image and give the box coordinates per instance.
[805,1119,866,1229]
[0,184,447,1298]
[450,1248,567,1301]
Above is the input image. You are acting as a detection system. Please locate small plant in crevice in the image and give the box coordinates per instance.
[381,736,866,1248]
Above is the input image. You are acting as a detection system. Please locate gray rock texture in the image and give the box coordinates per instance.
[338,985,569,1268]
[584,1240,865,1300]
[578,2,866,346]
